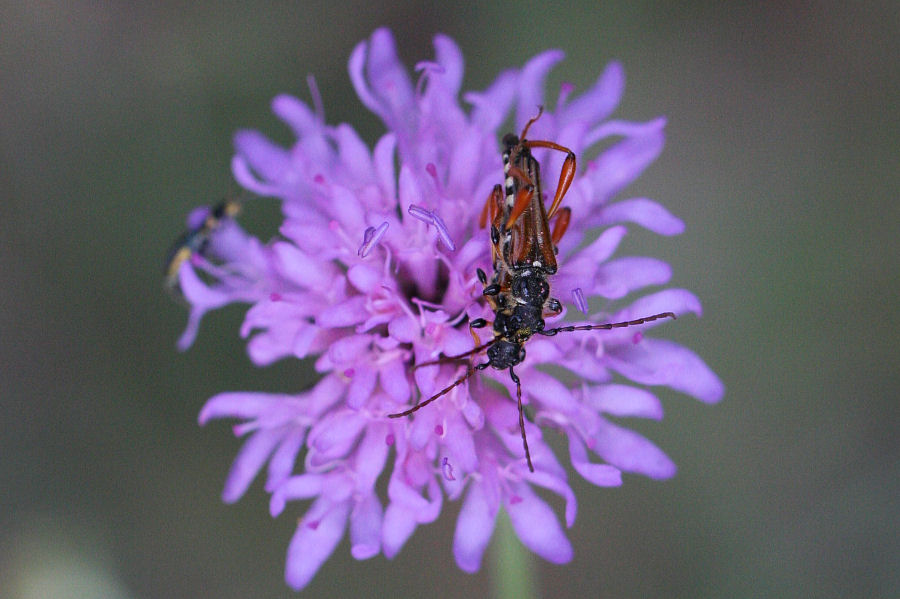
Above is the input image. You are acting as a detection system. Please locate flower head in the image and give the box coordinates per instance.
[177,28,723,591]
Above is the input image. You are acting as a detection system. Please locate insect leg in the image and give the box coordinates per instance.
[505,182,535,229]
[525,140,576,219]
[508,366,534,472]
[468,317,491,347]
[543,297,563,317]
[550,206,571,245]
[479,184,504,229]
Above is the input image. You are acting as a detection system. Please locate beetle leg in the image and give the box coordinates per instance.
[550,206,571,245]
[505,183,535,229]
[525,140,576,219]
[480,184,503,229]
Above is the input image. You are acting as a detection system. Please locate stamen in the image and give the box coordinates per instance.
[358,227,375,256]
[407,204,433,224]
[357,221,389,257]
[407,205,456,251]
[306,74,325,122]
[572,287,588,314]
[414,61,445,97]
[431,211,456,251]
[441,457,456,481]
[414,61,444,74]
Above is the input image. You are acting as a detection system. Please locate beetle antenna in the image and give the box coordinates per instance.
[388,363,488,419]
[538,312,676,337]
[508,366,534,472]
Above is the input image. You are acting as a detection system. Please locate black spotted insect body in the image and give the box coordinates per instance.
[389,110,674,472]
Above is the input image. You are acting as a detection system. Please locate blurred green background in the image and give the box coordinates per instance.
[2,2,897,598]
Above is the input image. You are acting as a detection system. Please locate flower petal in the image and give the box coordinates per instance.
[589,420,676,480]
[506,483,573,564]
[442,414,478,475]
[350,493,383,560]
[273,241,337,289]
[466,69,517,131]
[233,129,289,183]
[307,410,367,467]
[381,502,417,560]
[607,338,725,403]
[516,50,565,129]
[587,384,663,420]
[223,428,285,503]
[525,370,575,412]
[597,197,685,235]
[270,474,324,517]
[568,432,623,487]
[587,128,666,202]
[346,365,377,410]
[373,133,397,202]
[334,123,374,183]
[620,288,702,321]
[379,358,410,403]
[316,296,368,328]
[266,427,306,491]
[327,334,372,365]
[284,500,351,591]
[198,391,290,425]
[559,61,624,126]
[347,263,381,293]
[354,424,391,490]
[432,34,464,96]
[453,481,497,573]
[593,256,672,299]
[271,94,319,138]
[349,29,415,132]
[526,469,578,527]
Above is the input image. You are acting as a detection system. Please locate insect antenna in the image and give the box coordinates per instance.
[538,311,676,336]
[508,366,534,472]
[388,362,489,418]
[412,339,496,371]
[520,105,544,140]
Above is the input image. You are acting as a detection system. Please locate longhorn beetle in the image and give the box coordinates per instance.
[389,109,674,472]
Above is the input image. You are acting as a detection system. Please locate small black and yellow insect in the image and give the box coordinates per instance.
[164,198,241,295]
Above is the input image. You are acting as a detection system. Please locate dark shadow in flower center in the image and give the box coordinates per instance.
[396,258,450,306]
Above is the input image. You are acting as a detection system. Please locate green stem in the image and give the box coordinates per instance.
[490,510,539,599]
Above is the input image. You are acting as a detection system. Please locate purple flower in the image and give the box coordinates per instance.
[178,28,723,591]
